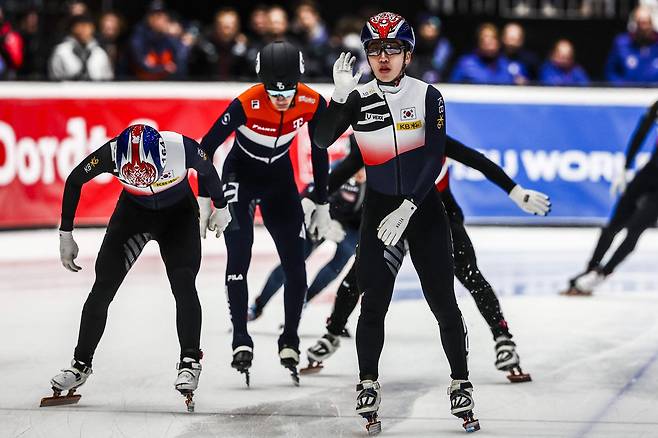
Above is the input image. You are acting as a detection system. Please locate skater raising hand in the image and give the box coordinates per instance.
[43,125,227,411]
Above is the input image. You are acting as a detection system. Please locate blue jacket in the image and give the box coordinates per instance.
[450,52,520,85]
[605,33,658,84]
[539,61,590,86]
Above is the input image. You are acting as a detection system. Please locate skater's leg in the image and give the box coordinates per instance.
[74,197,150,364]
[158,198,203,361]
[601,193,658,275]
[326,261,360,336]
[223,180,257,350]
[406,192,469,381]
[260,187,308,351]
[306,227,358,301]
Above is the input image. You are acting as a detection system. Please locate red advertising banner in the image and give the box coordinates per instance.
[0,86,350,228]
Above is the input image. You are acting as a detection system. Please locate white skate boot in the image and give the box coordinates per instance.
[40,359,92,407]
[356,380,381,435]
[574,270,605,294]
[495,336,532,382]
[300,333,340,375]
[175,357,201,412]
[448,379,480,432]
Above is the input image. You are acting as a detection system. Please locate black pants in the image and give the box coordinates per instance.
[588,157,658,275]
[74,192,203,365]
[222,149,307,351]
[325,189,512,342]
[355,188,468,381]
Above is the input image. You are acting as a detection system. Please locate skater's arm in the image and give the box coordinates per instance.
[409,86,447,205]
[183,136,226,208]
[200,98,246,158]
[328,135,364,195]
[445,136,516,193]
[307,95,330,203]
[313,91,359,149]
[60,142,115,231]
[625,100,658,169]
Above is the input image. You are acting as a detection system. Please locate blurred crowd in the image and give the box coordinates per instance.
[2,0,658,86]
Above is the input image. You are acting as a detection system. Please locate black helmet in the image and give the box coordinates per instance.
[256,41,304,92]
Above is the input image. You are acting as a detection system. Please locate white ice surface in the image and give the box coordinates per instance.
[1,226,658,438]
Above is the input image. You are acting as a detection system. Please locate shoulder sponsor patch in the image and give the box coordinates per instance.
[396,120,423,131]
[221,113,231,125]
[84,156,100,173]
[251,100,260,109]
[365,112,386,122]
[298,95,316,104]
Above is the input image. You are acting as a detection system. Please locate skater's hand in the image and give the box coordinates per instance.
[198,196,212,238]
[59,231,81,272]
[309,203,331,239]
[610,169,632,198]
[301,197,316,230]
[324,219,346,243]
[509,185,551,216]
[377,199,417,246]
[208,205,232,238]
[332,52,362,104]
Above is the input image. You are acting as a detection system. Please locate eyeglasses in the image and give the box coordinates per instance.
[365,41,404,56]
[266,88,297,99]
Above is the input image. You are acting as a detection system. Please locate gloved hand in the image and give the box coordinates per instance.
[324,220,346,243]
[301,197,316,230]
[59,230,81,272]
[508,185,551,216]
[208,205,232,238]
[610,169,632,197]
[377,199,417,246]
[332,52,363,104]
[198,196,212,238]
[310,203,331,239]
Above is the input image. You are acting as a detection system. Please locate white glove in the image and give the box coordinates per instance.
[324,220,346,243]
[609,169,632,197]
[377,200,417,246]
[301,197,316,230]
[508,185,551,216]
[59,230,81,272]
[332,52,362,104]
[198,196,212,239]
[208,205,232,238]
[310,203,331,239]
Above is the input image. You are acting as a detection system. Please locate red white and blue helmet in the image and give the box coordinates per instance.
[360,12,415,53]
[116,124,166,187]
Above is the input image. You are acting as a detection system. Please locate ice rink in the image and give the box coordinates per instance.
[2,226,658,438]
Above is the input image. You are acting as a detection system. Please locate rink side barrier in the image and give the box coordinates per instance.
[1,82,658,229]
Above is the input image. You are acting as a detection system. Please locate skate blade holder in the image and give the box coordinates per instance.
[507,367,532,383]
[462,415,480,433]
[40,389,81,407]
[184,393,195,413]
[362,413,381,435]
[560,287,592,297]
[299,361,323,375]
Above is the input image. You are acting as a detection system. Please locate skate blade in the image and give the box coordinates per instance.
[463,418,480,433]
[507,369,532,383]
[235,369,250,387]
[366,420,381,435]
[40,393,81,407]
[299,362,323,375]
[560,287,592,297]
[184,393,195,412]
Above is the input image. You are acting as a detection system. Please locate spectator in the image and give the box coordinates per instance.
[49,15,113,81]
[98,12,126,76]
[501,22,537,81]
[66,0,89,17]
[406,15,452,83]
[539,39,590,86]
[605,5,658,84]
[17,8,45,79]
[327,15,370,82]
[248,4,270,46]
[190,8,248,80]
[129,0,189,80]
[450,23,518,85]
[0,5,24,79]
[292,0,331,78]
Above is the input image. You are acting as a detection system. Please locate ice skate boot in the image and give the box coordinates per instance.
[448,380,480,433]
[495,336,531,382]
[356,380,381,435]
[279,346,300,386]
[561,269,603,296]
[231,346,253,387]
[300,332,340,375]
[40,359,92,407]
[175,357,201,412]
